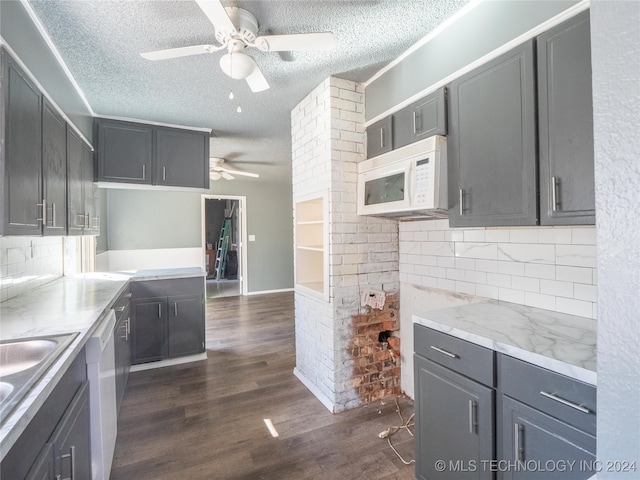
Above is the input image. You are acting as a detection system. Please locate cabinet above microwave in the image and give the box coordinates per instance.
[357,135,448,219]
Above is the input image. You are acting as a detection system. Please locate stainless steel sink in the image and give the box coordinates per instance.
[0,339,58,377]
[0,333,77,424]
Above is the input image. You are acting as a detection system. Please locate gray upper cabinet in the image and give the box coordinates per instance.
[538,11,595,225]
[448,40,537,227]
[156,128,209,189]
[366,116,393,158]
[2,49,43,236]
[95,118,210,189]
[96,119,153,184]
[67,129,98,235]
[42,100,67,235]
[393,88,447,150]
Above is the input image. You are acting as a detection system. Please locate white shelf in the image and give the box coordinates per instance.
[297,220,323,225]
[294,193,328,301]
[297,245,324,252]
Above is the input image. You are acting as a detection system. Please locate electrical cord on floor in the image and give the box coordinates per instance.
[378,396,416,465]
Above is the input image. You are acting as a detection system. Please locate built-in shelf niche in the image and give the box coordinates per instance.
[294,193,328,300]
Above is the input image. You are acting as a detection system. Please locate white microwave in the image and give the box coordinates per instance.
[357,135,448,218]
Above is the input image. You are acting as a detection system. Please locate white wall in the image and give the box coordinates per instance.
[590,0,640,470]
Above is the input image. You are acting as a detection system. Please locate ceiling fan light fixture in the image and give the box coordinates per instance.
[219,50,256,80]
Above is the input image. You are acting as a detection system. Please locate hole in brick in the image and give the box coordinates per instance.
[378,330,392,344]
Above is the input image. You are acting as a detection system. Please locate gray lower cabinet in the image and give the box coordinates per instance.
[393,88,447,150]
[448,40,537,227]
[414,324,495,480]
[42,100,68,235]
[1,350,88,479]
[113,288,132,413]
[131,277,205,365]
[366,116,393,158]
[2,48,43,236]
[537,11,595,225]
[95,118,210,189]
[497,354,596,480]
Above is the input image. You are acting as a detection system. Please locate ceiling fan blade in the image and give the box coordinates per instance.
[254,32,336,52]
[219,167,259,178]
[195,0,235,33]
[140,44,221,61]
[245,65,269,92]
[221,172,235,180]
[210,171,222,180]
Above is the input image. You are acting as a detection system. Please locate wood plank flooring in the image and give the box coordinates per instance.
[110,292,415,480]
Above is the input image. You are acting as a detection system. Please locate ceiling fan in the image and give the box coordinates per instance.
[140,0,337,92]
[210,157,259,180]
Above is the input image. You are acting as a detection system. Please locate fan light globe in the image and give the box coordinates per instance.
[219,51,256,80]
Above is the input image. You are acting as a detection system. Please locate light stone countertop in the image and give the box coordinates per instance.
[413,300,597,386]
[0,267,206,460]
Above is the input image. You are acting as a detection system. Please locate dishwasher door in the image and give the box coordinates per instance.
[86,310,117,480]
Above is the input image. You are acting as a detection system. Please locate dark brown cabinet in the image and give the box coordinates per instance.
[95,118,210,189]
[537,11,595,225]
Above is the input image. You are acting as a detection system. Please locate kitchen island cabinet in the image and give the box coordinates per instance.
[130,276,205,365]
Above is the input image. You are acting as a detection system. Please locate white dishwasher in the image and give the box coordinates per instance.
[86,309,118,480]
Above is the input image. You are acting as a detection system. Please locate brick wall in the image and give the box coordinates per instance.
[291,77,400,412]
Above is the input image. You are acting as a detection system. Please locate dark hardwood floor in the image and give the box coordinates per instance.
[111,292,415,480]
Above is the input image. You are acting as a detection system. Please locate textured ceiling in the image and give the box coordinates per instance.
[28,0,469,182]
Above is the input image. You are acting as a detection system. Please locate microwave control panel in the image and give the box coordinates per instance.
[413,156,435,208]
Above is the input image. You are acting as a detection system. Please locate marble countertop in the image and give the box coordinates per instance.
[0,267,206,460]
[413,300,597,386]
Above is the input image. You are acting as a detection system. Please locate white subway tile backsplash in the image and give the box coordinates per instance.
[400,221,597,319]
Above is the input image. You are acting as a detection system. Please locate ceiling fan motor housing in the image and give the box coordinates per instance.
[215,7,259,45]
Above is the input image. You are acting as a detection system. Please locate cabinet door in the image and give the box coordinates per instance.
[25,443,55,480]
[96,119,153,184]
[114,304,131,413]
[3,50,43,235]
[538,11,595,225]
[366,116,393,158]
[132,297,167,364]
[394,88,447,149]
[415,355,494,480]
[51,382,92,480]
[66,128,85,236]
[155,128,209,189]
[500,396,596,480]
[42,100,67,235]
[448,40,537,227]
[168,294,205,358]
[82,142,100,235]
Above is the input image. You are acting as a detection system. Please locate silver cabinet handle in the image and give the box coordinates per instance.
[162,166,166,181]
[430,345,458,358]
[540,391,590,414]
[174,302,178,316]
[379,128,384,148]
[468,399,476,434]
[51,202,56,227]
[142,164,146,180]
[124,319,130,340]
[413,111,417,133]
[551,176,559,212]
[37,199,47,225]
[459,188,464,216]
[125,318,130,336]
[85,213,90,229]
[158,303,162,318]
[514,423,522,461]
[61,445,76,480]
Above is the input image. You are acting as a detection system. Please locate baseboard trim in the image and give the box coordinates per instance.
[247,288,294,296]
[130,352,208,372]
[293,367,336,413]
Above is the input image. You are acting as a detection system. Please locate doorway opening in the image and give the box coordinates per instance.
[202,195,248,299]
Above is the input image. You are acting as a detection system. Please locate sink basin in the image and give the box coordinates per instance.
[0,382,14,403]
[0,339,58,377]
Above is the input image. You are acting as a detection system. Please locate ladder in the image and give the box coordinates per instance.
[214,218,232,280]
